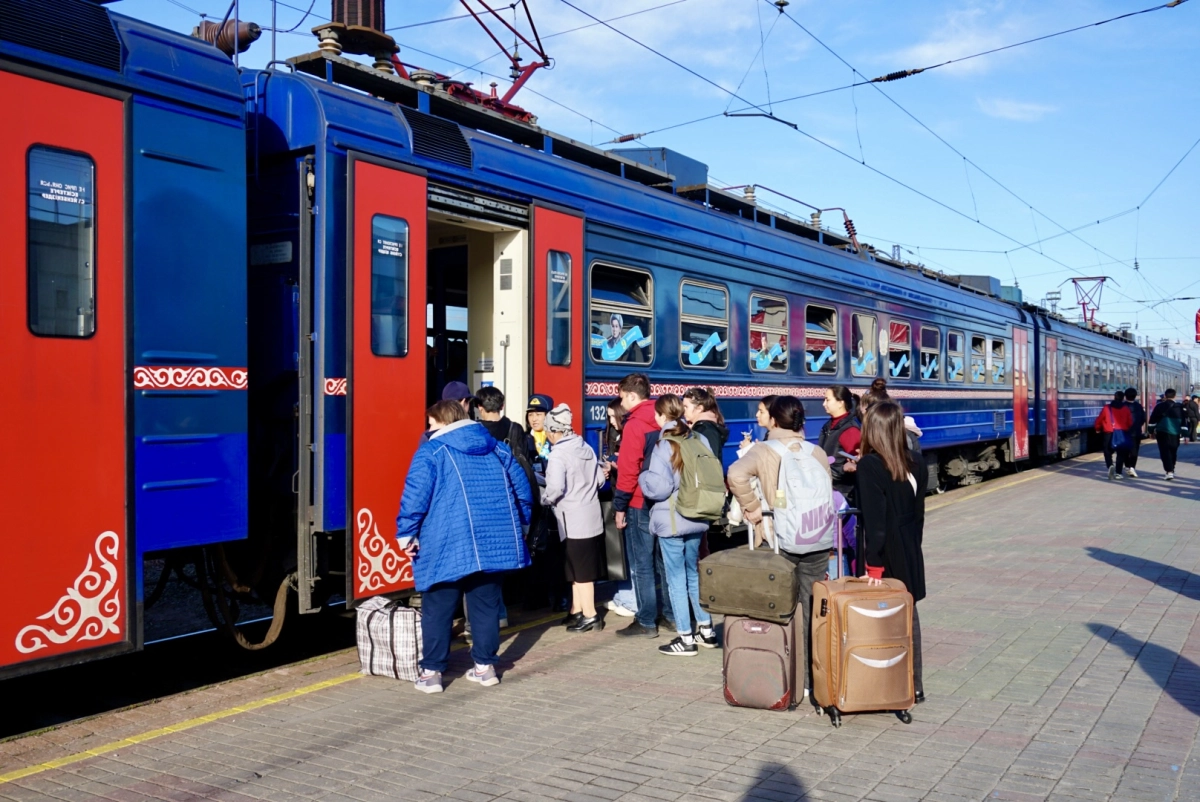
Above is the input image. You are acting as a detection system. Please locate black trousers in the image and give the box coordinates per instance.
[1157,433,1180,473]
[1102,432,1129,472]
[1127,437,1141,469]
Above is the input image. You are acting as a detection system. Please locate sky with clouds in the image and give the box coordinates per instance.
[119,0,1200,360]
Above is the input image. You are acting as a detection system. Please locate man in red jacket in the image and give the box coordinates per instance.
[1095,390,1134,481]
[612,373,673,637]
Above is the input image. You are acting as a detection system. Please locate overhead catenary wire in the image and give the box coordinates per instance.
[765,0,1187,328]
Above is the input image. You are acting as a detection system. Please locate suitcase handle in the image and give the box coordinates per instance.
[750,512,781,554]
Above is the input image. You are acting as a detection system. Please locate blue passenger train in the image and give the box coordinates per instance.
[0,0,1189,678]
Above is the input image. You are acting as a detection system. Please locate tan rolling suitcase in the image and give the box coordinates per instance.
[810,574,915,727]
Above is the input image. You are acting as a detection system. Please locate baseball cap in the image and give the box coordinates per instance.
[441,381,473,402]
[526,393,554,412]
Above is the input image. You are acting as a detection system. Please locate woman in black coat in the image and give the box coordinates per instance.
[857,400,928,702]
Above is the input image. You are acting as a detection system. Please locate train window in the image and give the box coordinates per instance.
[1082,356,1092,389]
[920,326,940,381]
[947,331,965,382]
[991,339,1007,384]
[887,321,912,379]
[680,280,729,370]
[749,293,788,373]
[368,214,409,357]
[547,251,571,366]
[1062,353,1073,389]
[970,336,986,383]
[804,305,838,375]
[590,263,653,365]
[851,314,878,377]
[28,147,96,338]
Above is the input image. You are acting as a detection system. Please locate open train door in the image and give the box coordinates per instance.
[1012,327,1030,460]
[1045,336,1059,457]
[531,204,585,417]
[0,73,129,675]
[346,156,427,605]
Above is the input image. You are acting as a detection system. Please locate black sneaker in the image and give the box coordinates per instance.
[616,621,659,638]
[658,636,698,656]
[696,627,718,648]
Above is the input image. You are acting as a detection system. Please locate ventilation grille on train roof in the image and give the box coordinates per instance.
[0,0,123,72]
[399,106,473,169]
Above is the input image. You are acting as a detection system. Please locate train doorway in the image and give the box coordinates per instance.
[427,200,529,412]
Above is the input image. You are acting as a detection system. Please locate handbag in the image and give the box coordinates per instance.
[600,501,628,581]
[1108,407,1130,449]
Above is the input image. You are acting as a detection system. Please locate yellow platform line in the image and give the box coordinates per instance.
[0,611,563,785]
[925,453,1102,513]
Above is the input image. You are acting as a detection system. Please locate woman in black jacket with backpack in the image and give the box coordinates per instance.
[857,400,928,703]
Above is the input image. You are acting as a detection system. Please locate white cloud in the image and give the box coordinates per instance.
[976,97,1056,122]
[884,3,1028,76]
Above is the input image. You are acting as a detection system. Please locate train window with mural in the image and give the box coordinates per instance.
[887,321,912,379]
[920,326,941,381]
[590,263,653,365]
[28,147,96,338]
[970,335,986,383]
[805,305,838,375]
[679,280,729,369]
[749,293,788,373]
[369,215,409,356]
[991,339,1007,384]
[947,330,965,382]
[547,250,572,366]
[851,313,878,377]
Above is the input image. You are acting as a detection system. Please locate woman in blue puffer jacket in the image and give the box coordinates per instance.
[639,394,718,658]
[396,400,533,694]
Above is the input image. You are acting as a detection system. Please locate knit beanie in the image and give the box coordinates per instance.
[545,404,573,434]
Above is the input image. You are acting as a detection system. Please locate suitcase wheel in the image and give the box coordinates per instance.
[896,710,913,725]
[827,707,841,728]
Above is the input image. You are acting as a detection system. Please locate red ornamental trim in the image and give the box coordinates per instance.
[324,378,347,396]
[134,366,247,390]
[585,381,1009,401]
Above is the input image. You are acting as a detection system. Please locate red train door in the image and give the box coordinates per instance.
[1012,327,1030,460]
[346,156,427,603]
[1045,337,1059,457]
[0,72,128,672]
[531,205,585,417]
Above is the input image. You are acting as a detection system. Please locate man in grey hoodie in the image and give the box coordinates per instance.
[541,405,608,632]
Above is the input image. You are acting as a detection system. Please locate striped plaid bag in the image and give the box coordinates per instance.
[355,597,422,681]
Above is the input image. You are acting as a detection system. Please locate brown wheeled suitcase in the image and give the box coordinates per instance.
[722,613,797,710]
[699,518,798,621]
[811,573,914,727]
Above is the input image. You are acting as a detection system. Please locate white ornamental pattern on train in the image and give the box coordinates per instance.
[15,532,122,654]
[324,378,348,396]
[356,508,411,593]
[133,366,248,390]
[584,381,1009,400]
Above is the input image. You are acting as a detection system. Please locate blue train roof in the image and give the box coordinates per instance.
[0,0,243,120]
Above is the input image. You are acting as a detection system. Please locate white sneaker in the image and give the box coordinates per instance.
[1166,472,1175,481]
[414,671,443,694]
[1126,468,1138,478]
[1108,465,1116,481]
[605,600,636,617]
[1114,473,1124,481]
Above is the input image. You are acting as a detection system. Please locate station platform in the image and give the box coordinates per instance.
[2,443,1198,802]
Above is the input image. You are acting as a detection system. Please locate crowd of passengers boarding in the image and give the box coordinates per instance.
[391,371,931,711]
[1094,386,1198,482]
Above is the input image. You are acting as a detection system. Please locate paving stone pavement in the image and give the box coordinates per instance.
[2,444,1198,802]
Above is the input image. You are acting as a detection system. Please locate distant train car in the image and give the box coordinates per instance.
[0,0,1188,678]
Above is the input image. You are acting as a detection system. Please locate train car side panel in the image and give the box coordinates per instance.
[0,71,129,671]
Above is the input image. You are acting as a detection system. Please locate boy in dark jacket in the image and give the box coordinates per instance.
[612,373,673,637]
[1123,388,1146,478]
[1149,389,1186,480]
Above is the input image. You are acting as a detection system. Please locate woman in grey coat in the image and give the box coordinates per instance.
[542,404,608,632]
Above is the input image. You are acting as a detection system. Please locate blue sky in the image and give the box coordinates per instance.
[118,0,1200,361]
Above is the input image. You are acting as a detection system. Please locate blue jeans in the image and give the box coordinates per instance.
[658,533,711,636]
[420,572,504,673]
[612,581,636,612]
[625,507,673,628]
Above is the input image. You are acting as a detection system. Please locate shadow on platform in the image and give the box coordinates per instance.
[739,763,808,801]
[1085,547,1200,602]
[1087,623,1200,717]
